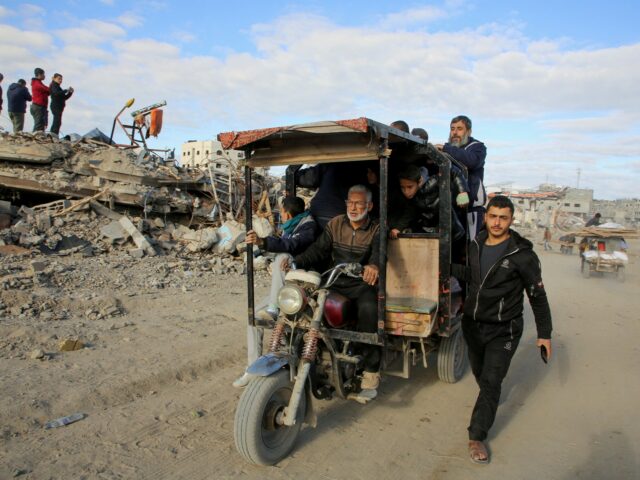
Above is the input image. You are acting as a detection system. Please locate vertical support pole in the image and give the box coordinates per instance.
[285,165,302,197]
[377,145,389,340]
[438,157,452,333]
[244,165,255,327]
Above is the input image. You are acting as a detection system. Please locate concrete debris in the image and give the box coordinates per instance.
[30,349,46,360]
[100,221,129,242]
[118,217,156,257]
[0,131,276,221]
[59,339,85,352]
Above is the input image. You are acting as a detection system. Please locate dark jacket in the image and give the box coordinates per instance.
[31,78,50,107]
[296,163,368,226]
[463,229,552,339]
[443,137,486,209]
[7,83,32,113]
[294,214,379,271]
[263,214,318,254]
[389,166,469,231]
[49,82,73,112]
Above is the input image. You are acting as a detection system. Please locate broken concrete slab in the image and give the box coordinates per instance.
[118,217,156,257]
[128,248,145,259]
[100,221,128,242]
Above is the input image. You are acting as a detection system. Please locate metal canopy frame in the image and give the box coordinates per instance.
[232,117,465,348]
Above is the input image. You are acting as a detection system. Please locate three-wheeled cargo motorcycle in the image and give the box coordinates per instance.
[217,118,470,465]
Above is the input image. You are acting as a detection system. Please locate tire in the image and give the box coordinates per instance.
[437,327,468,383]
[234,369,305,466]
[617,266,625,283]
[581,260,590,278]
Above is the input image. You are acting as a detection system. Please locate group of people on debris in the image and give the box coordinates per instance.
[0,68,74,135]
[233,114,553,465]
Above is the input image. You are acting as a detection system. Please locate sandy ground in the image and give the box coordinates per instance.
[1,237,639,480]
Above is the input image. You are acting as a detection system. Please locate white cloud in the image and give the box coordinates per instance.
[0,9,638,198]
[380,5,449,29]
[117,12,143,28]
[0,6,13,18]
[20,3,45,16]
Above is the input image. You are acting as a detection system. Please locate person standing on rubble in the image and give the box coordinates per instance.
[7,79,32,133]
[49,73,74,137]
[30,68,50,132]
[233,196,319,388]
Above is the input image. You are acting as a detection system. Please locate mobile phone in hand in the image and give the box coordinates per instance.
[540,345,548,364]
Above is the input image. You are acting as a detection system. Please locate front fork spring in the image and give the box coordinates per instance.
[301,328,319,361]
[268,321,286,352]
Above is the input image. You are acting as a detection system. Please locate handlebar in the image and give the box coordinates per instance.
[321,263,363,288]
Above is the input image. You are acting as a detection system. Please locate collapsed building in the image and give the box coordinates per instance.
[0,130,283,260]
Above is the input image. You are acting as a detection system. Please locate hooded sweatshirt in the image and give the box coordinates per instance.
[7,83,33,113]
[463,228,552,339]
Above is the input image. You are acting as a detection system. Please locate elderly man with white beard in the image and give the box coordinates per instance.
[284,184,382,393]
[436,115,487,240]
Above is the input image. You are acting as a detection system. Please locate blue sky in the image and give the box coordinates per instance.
[1,1,639,199]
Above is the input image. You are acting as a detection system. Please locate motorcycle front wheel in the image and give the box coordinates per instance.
[234,369,305,465]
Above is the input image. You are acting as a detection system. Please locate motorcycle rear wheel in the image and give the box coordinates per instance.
[234,369,305,465]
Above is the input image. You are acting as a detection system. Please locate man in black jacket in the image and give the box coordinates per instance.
[49,73,74,136]
[7,79,32,133]
[462,195,552,464]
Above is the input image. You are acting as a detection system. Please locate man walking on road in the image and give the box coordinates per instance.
[462,195,552,464]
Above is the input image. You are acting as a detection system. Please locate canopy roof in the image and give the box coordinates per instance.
[217,117,427,167]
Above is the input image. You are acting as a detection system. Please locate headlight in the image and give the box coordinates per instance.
[277,285,307,315]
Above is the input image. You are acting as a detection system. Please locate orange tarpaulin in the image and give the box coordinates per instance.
[148,109,163,137]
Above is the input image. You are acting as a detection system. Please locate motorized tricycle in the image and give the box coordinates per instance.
[217,118,470,465]
[579,234,628,281]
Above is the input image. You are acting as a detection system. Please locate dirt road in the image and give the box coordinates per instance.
[1,243,639,479]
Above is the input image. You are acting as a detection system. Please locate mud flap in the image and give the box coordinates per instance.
[246,352,290,377]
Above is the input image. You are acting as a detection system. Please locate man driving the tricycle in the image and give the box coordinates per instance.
[283,184,382,392]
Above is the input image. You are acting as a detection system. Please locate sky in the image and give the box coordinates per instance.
[1,1,639,200]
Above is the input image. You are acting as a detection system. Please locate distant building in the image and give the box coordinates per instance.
[592,198,640,227]
[493,186,593,227]
[181,140,245,171]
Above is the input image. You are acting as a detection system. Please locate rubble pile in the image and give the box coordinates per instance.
[0,192,280,361]
[0,131,280,220]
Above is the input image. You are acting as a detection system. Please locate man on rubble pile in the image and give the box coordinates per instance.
[49,73,74,137]
[436,115,487,240]
[233,196,318,388]
[285,185,382,393]
[30,68,50,133]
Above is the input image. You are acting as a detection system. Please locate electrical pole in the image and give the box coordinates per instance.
[577,168,581,188]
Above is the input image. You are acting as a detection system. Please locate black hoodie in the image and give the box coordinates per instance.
[463,228,552,339]
[7,83,32,113]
